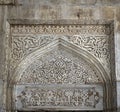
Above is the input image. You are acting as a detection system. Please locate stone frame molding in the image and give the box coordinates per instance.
[4,19,116,112]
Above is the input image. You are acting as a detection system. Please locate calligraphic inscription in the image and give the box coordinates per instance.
[16,86,103,110]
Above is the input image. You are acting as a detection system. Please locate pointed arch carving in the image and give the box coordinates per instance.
[11,39,109,85]
[10,39,111,111]
[17,43,102,85]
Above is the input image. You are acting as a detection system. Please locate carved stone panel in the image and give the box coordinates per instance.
[9,23,112,111]
[15,85,103,111]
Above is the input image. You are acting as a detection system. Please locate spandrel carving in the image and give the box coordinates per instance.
[12,35,55,60]
[67,35,110,70]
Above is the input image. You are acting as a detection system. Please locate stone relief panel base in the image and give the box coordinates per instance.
[15,85,103,111]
